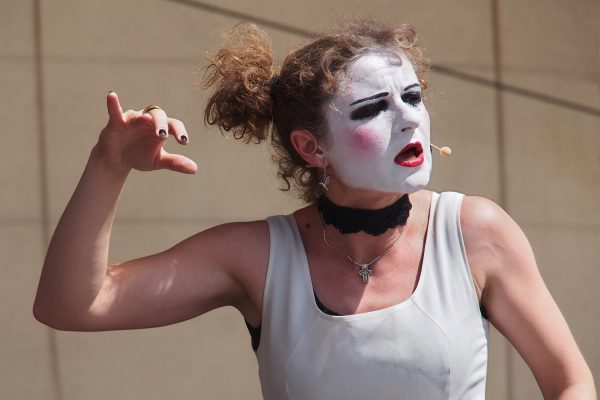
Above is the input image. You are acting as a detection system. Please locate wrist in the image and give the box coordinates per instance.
[89,145,132,178]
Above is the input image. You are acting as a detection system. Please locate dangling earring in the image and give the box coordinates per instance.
[319,168,330,191]
[302,139,330,191]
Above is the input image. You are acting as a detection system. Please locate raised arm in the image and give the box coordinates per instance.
[461,196,596,400]
[33,92,267,331]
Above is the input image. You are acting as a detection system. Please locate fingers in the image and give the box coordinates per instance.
[106,91,125,124]
[157,148,198,174]
[168,118,189,145]
[136,110,190,145]
[110,93,191,150]
[142,108,170,139]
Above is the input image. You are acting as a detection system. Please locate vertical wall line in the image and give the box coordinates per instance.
[597,4,600,96]
[490,0,513,399]
[490,0,507,207]
[33,0,63,399]
[586,3,600,388]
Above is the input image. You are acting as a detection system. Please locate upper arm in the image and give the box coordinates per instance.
[77,221,269,331]
[461,196,593,398]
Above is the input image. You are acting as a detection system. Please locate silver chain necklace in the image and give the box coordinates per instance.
[320,214,407,284]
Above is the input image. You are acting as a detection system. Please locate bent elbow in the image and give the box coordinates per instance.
[32,301,86,331]
[32,302,62,330]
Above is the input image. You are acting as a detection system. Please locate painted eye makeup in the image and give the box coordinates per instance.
[350,100,388,120]
[401,91,422,106]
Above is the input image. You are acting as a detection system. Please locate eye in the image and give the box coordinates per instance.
[350,100,388,120]
[401,91,422,106]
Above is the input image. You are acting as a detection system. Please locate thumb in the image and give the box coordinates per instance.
[106,91,125,124]
[157,150,198,174]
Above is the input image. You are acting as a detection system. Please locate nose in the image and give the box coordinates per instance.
[399,105,421,133]
[393,99,422,133]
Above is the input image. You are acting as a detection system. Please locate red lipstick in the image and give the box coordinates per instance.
[394,142,424,167]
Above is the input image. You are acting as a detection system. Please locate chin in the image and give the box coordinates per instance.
[351,176,430,195]
[338,165,432,194]
[379,167,431,194]
[405,170,431,191]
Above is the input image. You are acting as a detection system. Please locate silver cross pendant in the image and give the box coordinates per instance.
[358,264,373,284]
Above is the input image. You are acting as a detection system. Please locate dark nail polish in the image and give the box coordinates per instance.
[108,90,114,93]
[181,135,188,143]
[159,129,167,137]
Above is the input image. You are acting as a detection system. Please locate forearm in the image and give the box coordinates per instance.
[34,146,130,327]
[548,372,596,400]
[551,386,596,400]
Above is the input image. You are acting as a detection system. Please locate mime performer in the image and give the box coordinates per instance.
[34,19,595,399]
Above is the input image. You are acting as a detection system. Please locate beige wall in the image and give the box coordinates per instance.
[2,0,598,399]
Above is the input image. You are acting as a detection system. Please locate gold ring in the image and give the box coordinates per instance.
[142,105,162,114]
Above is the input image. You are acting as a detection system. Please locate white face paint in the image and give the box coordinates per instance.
[323,53,432,194]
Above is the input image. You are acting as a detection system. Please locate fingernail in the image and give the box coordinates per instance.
[181,135,188,143]
[108,90,114,93]
[159,129,167,137]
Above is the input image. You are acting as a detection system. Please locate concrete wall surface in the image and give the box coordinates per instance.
[1,0,598,399]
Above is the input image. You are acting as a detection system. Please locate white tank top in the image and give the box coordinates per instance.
[257,192,489,400]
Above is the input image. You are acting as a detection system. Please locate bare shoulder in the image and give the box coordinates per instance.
[460,194,529,257]
[171,219,269,269]
[459,195,536,299]
[186,219,270,294]
[460,195,509,237]
[196,219,270,258]
[215,219,270,280]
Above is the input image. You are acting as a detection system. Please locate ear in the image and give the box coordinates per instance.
[290,129,326,168]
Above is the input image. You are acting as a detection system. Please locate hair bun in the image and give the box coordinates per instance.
[203,23,276,143]
[269,74,280,99]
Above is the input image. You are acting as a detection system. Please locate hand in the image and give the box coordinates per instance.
[94,91,198,174]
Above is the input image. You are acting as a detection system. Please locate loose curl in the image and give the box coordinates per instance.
[203,19,429,203]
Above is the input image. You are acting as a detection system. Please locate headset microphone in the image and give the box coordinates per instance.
[430,144,452,157]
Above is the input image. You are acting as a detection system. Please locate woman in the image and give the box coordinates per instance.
[34,20,595,399]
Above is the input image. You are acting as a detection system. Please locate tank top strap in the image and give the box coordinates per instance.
[258,215,316,366]
[414,191,483,324]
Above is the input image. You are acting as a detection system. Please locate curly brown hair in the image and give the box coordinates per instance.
[203,19,429,203]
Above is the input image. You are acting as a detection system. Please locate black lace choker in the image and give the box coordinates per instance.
[317,195,412,236]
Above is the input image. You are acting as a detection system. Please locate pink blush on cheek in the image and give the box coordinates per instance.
[348,127,384,157]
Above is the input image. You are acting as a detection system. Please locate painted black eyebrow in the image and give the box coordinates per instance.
[349,92,389,106]
[404,83,421,91]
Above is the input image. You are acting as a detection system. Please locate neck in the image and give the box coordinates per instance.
[317,194,411,236]
[324,181,407,210]
[316,191,414,264]
[321,221,407,263]
[314,189,429,263]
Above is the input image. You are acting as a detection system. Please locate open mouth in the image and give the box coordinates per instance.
[394,142,424,167]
